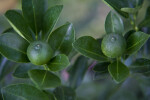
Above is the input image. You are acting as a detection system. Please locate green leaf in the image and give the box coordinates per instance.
[130,58,150,73]
[108,60,129,83]
[13,63,43,78]
[68,56,88,89]
[22,0,45,35]
[5,10,34,42]
[1,84,49,100]
[2,28,15,34]
[126,31,150,55]
[0,32,29,62]
[73,36,108,62]
[47,0,62,8]
[121,6,141,14]
[105,11,124,34]
[53,87,64,100]
[103,0,143,18]
[103,0,128,18]
[48,22,75,55]
[53,86,76,100]
[139,6,150,28]
[2,90,24,100]
[44,91,56,100]
[43,5,63,40]
[47,54,70,72]
[28,69,61,89]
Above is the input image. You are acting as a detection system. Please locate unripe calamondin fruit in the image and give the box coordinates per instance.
[27,41,53,65]
[101,33,126,58]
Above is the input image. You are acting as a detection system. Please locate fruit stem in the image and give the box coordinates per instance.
[117,57,121,61]
[129,13,139,32]
[43,64,50,71]
[35,35,38,40]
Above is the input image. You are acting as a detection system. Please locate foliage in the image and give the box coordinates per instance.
[0,0,75,100]
[73,0,150,83]
[0,0,150,100]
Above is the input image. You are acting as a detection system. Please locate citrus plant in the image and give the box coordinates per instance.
[101,33,126,58]
[0,0,76,99]
[73,0,150,83]
[1,0,150,100]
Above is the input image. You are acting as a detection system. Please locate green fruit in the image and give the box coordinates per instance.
[101,33,126,58]
[27,41,53,65]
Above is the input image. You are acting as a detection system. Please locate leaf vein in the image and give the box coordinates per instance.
[76,46,107,59]
[127,38,147,51]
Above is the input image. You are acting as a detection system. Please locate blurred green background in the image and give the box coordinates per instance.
[0,0,111,38]
[0,0,150,100]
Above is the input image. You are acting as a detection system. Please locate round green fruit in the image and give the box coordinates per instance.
[27,41,53,65]
[101,33,126,58]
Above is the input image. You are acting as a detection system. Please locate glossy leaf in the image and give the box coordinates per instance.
[103,0,128,18]
[13,63,43,78]
[43,5,63,40]
[2,90,24,100]
[103,0,143,18]
[130,58,150,73]
[2,28,15,34]
[48,22,75,55]
[44,91,56,100]
[105,11,124,34]
[47,0,62,8]
[2,84,49,100]
[0,32,29,62]
[53,87,64,100]
[53,86,76,100]
[5,10,34,42]
[73,36,108,62]
[68,56,88,89]
[28,69,61,89]
[47,54,70,72]
[126,31,150,55]
[22,0,45,34]
[139,6,150,28]
[108,60,129,83]
[121,6,141,14]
